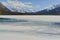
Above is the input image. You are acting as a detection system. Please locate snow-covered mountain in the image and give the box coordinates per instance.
[35,4,60,15]
[0,1,60,15]
[45,4,60,11]
[2,0,35,13]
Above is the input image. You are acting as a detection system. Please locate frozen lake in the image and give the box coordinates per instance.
[0,15,60,40]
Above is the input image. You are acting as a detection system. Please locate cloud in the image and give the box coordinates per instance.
[2,0,35,12]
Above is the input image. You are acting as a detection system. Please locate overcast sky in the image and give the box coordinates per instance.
[0,0,60,12]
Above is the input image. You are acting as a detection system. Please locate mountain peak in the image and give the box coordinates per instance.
[2,0,34,13]
[35,4,60,15]
[45,4,60,11]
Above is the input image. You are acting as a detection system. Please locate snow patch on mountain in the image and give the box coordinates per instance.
[44,4,60,11]
[2,0,35,13]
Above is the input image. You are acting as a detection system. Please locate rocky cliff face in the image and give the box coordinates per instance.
[0,2,12,15]
[0,2,11,12]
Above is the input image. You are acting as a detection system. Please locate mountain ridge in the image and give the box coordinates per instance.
[0,2,60,15]
[35,4,60,15]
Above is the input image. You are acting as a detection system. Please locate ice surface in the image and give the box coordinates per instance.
[0,15,60,40]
